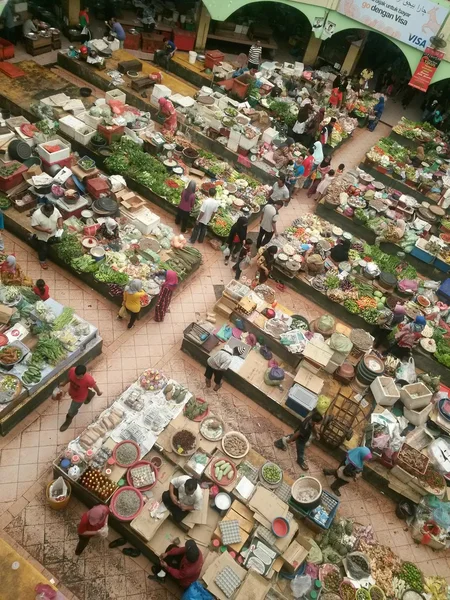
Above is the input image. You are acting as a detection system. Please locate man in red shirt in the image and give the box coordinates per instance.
[59,364,102,432]
[148,540,203,588]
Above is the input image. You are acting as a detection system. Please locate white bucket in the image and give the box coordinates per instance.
[180,15,186,24]
[172,11,179,22]
[189,51,197,64]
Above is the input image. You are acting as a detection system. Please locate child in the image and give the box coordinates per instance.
[232,238,253,281]
[286,158,305,201]
[33,279,50,300]
[337,163,345,175]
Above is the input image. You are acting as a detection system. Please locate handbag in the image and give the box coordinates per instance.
[268,366,285,381]
[260,345,273,360]
[118,304,128,319]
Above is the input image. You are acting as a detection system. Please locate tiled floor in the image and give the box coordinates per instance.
[0,81,447,599]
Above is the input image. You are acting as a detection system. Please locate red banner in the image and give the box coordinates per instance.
[409,47,444,92]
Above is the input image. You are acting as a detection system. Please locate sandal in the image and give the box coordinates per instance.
[122,548,141,557]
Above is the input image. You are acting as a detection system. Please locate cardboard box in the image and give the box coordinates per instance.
[294,366,324,394]
[182,488,210,527]
[235,571,270,600]
[203,552,246,600]
[303,339,334,368]
[249,485,289,523]
[0,303,15,324]
[282,534,312,572]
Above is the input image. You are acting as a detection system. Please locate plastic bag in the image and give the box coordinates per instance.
[35,583,64,600]
[223,247,231,258]
[52,387,63,402]
[49,477,68,501]
[291,574,312,599]
[396,357,416,383]
[182,582,215,600]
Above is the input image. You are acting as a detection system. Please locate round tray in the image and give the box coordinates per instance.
[113,440,141,468]
[260,461,283,486]
[110,486,144,521]
[184,397,210,422]
[0,344,24,367]
[0,374,22,404]
[126,460,158,491]
[210,457,237,486]
[200,416,225,441]
[222,431,250,459]
[171,430,198,456]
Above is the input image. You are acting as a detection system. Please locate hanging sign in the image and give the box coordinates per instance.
[409,46,444,91]
[337,0,448,49]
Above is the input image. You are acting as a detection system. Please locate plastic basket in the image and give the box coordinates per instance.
[306,490,340,530]
[183,323,211,345]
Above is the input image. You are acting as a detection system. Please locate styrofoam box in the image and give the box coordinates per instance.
[227,138,239,152]
[403,402,433,426]
[75,125,96,145]
[37,138,71,163]
[262,127,278,144]
[400,382,433,410]
[105,89,126,105]
[58,115,85,138]
[152,84,172,100]
[120,206,160,235]
[239,133,259,151]
[370,376,400,406]
[81,111,104,129]
[229,128,241,143]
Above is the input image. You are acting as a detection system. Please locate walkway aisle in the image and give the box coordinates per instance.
[0,123,448,600]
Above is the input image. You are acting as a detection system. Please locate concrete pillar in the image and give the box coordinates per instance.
[341,33,368,75]
[303,33,322,67]
[195,3,211,52]
[61,0,80,26]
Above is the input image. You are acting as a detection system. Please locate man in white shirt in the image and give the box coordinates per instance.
[31,203,63,269]
[189,187,219,244]
[270,175,290,205]
[248,40,262,71]
[257,200,283,249]
[162,476,203,522]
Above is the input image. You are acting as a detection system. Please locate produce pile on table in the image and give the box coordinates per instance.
[393,117,442,143]
[350,93,378,118]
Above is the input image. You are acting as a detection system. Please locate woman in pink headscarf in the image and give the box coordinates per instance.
[159,97,177,134]
[155,270,178,322]
[76,504,109,555]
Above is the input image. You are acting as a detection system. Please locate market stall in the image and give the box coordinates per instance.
[0,273,102,435]
[316,168,450,278]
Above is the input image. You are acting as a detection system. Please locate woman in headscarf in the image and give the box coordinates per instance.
[226,216,248,264]
[155,270,178,322]
[176,180,196,234]
[307,156,332,198]
[0,255,32,286]
[273,137,295,169]
[158,97,177,134]
[76,504,109,555]
[368,96,385,131]
[256,245,277,284]
[98,217,119,241]
[384,315,426,358]
[320,118,336,145]
[120,279,146,329]
[330,238,351,263]
[375,303,406,349]
[292,104,313,141]
[323,447,372,496]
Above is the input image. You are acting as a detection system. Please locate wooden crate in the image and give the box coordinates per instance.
[142,32,164,53]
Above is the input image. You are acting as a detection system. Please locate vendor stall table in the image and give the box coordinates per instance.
[56,52,276,185]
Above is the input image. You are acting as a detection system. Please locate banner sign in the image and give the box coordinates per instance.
[409,46,444,91]
[337,0,448,49]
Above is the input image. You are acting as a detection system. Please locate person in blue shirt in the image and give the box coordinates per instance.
[286,158,305,202]
[154,38,177,69]
[107,18,126,48]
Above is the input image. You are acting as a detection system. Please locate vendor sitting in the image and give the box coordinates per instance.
[162,475,202,523]
[23,13,40,37]
[330,239,350,263]
[0,255,32,286]
[148,540,203,588]
[154,38,176,70]
[98,217,119,241]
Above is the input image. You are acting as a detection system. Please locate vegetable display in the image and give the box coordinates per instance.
[0,345,22,364]
[52,307,74,331]
[184,397,208,420]
[213,458,236,482]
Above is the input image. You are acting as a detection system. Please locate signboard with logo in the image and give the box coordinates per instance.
[409,46,444,91]
[337,0,448,49]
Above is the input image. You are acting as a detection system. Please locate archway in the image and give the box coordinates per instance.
[206,1,312,60]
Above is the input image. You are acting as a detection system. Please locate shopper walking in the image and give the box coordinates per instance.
[176,180,196,234]
[120,279,146,329]
[323,447,372,496]
[205,345,244,391]
[315,169,336,201]
[307,156,331,198]
[30,203,63,269]
[256,245,277,284]
[76,505,109,555]
[154,270,178,322]
[368,96,385,131]
[232,238,253,280]
[189,187,219,244]
[59,365,102,432]
[158,97,178,134]
[248,40,262,71]
[256,200,283,249]
[274,410,323,470]
[225,216,248,264]
[269,175,290,206]
[79,6,91,42]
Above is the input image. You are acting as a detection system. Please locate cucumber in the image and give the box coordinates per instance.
[215,460,225,468]
[215,467,220,478]
[217,472,223,481]
[222,464,231,475]
[227,470,234,480]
